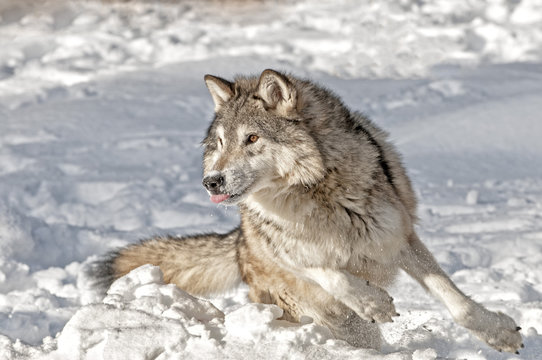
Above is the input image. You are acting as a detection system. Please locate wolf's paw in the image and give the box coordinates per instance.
[349,284,397,323]
[460,308,523,353]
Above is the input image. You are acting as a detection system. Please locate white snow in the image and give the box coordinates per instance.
[1,0,542,359]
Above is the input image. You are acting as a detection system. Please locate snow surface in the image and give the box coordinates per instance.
[1,0,542,359]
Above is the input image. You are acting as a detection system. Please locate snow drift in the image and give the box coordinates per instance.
[1,1,542,359]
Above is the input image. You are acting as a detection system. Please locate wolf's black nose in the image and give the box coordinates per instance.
[202,174,224,191]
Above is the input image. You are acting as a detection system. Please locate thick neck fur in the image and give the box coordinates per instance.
[238,77,382,227]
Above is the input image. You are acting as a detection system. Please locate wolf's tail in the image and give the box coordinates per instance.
[88,228,242,296]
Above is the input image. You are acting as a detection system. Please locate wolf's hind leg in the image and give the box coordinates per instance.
[275,283,382,350]
[245,265,382,349]
[300,268,397,324]
[399,233,523,353]
[307,284,383,349]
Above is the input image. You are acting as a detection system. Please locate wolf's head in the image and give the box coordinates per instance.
[201,69,327,205]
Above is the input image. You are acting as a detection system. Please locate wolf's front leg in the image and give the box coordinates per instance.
[302,268,397,323]
[399,233,523,353]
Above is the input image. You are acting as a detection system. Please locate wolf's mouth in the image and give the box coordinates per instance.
[210,193,231,204]
[205,175,257,205]
[208,184,254,205]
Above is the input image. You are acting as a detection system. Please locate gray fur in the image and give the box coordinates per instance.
[91,70,522,353]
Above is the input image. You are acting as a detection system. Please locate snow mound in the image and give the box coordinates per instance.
[49,265,221,359]
[40,265,397,360]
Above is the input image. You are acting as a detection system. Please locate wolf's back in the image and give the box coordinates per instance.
[89,228,242,296]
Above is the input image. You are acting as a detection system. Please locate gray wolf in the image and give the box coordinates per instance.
[90,69,523,353]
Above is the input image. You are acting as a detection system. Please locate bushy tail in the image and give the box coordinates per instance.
[88,228,242,296]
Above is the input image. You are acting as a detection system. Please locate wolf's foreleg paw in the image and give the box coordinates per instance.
[459,308,523,353]
[348,284,397,323]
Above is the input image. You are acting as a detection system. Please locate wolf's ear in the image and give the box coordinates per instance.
[204,75,234,112]
[257,69,297,117]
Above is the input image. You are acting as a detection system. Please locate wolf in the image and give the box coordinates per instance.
[91,69,523,353]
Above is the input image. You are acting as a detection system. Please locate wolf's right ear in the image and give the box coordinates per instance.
[204,75,234,112]
[257,69,297,118]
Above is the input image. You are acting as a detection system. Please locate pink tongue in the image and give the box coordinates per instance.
[210,194,231,204]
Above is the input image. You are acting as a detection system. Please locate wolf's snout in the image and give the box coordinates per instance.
[202,174,224,192]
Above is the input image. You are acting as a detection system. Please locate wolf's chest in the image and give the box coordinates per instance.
[242,201,407,269]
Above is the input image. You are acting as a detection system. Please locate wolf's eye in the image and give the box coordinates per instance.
[218,138,223,147]
[247,134,259,144]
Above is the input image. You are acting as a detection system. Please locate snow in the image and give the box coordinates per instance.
[1,0,542,359]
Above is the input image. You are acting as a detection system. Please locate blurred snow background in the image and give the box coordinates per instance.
[0,0,541,359]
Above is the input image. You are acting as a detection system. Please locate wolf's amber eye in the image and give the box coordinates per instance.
[247,134,259,144]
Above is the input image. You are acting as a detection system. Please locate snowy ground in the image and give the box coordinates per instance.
[1,0,542,359]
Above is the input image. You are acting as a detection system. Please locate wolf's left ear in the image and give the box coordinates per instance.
[257,69,297,117]
[204,75,234,112]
